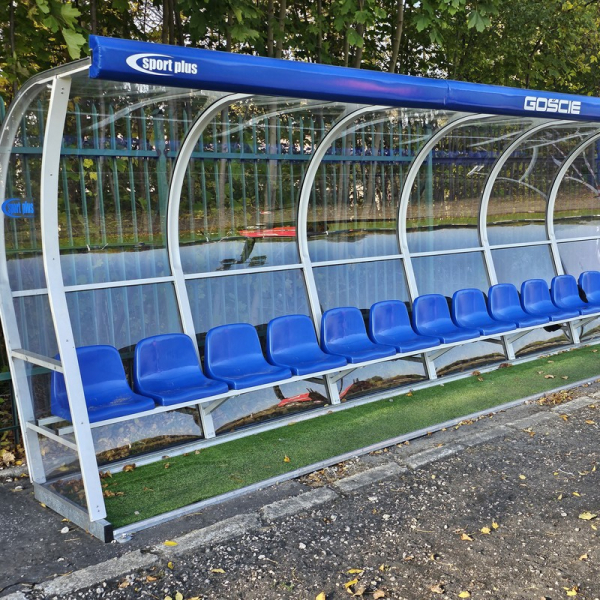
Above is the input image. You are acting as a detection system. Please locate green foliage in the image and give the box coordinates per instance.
[1,0,600,98]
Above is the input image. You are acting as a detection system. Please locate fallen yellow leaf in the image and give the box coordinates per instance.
[146,576,157,582]
[373,591,385,600]
[378,564,387,571]
[175,593,183,600]
[579,512,597,520]
[210,568,225,573]
[519,474,526,480]
[315,593,326,600]
[347,569,364,574]
[565,586,578,596]
[345,579,359,589]
[560,414,569,421]
[283,455,291,463]
[545,374,555,379]
[461,533,473,541]
[167,561,174,569]
[573,492,581,497]
[586,420,595,425]
[430,584,444,594]
[492,522,499,529]
[592,524,598,531]
[579,554,588,561]
[458,592,471,598]
[480,527,491,534]
[123,464,136,472]
[558,494,563,500]
[164,540,178,547]
[406,391,413,397]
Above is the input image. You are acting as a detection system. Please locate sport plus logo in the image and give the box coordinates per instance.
[1,198,34,219]
[126,53,198,76]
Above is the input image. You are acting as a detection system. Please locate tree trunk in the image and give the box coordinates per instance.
[388,0,405,73]
[9,0,17,97]
[353,0,365,69]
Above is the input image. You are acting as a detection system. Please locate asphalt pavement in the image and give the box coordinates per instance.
[2,380,600,600]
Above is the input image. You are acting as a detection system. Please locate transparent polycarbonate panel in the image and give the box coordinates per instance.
[335,358,426,402]
[492,245,555,287]
[308,108,454,262]
[13,294,57,357]
[212,379,329,434]
[407,116,530,253]
[513,328,569,358]
[179,98,350,274]
[559,240,600,279]
[94,409,203,466]
[40,435,83,487]
[4,87,52,292]
[434,341,506,377]
[186,269,310,338]
[313,259,409,313]
[554,144,600,239]
[487,123,600,246]
[59,73,227,285]
[66,283,181,350]
[580,317,600,342]
[412,252,489,297]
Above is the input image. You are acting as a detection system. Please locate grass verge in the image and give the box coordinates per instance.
[104,346,600,528]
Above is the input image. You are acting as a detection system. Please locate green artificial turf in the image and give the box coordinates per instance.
[103,346,600,528]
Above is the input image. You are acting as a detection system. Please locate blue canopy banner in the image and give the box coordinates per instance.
[89,35,599,122]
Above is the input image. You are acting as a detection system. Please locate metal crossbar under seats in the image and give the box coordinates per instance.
[3,37,600,540]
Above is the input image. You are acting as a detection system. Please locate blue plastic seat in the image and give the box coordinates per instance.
[579,271,600,305]
[487,283,550,327]
[452,288,516,335]
[369,300,440,352]
[521,279,579,322]
[551,275,600,316]
[204,323,292,390]
[266,315,347,375]
[133,333,229,406]
[321,307,396,363]
[51,345,155,423]
[412,294,480,344]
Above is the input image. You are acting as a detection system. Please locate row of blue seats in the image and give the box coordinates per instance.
[51,272,600,426]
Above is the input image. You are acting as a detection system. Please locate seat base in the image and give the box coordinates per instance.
[209,364,292,390]
[325,341,396,364]
[138,378,229,406]
[270,351,348,376]
[52,392,155,424]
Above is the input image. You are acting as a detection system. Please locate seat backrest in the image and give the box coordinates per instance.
[579,271,600,295]
[488,283,521,314]
[369,301,411,336]
[267,315,318,355]
[135,333,200,383]
[51,345,130,413]
[321,307,367,345]
[413,294,451,329]
[521,279,551,307]
[205,323,264,368]
[551,275,579,303]
[452,288,488,322]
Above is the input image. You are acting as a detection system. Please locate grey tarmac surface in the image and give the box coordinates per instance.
[2,381,600,599]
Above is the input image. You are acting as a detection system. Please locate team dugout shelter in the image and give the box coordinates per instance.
[3,36,600,540]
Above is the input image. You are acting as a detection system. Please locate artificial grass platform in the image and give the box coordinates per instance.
[103,346,600,528]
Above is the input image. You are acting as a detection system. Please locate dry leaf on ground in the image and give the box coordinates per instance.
[579,512,597,520]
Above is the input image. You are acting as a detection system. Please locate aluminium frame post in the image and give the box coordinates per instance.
[166,93,250,437]
[0,86,51,484]
[297,106,390,406]
[397,114,490,380]
[478,120,573,360]
[41,75,106,521]
[545,129,600,346]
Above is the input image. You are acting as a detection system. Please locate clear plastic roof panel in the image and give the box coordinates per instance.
[486,122,600,247]
[178,97,350,274]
